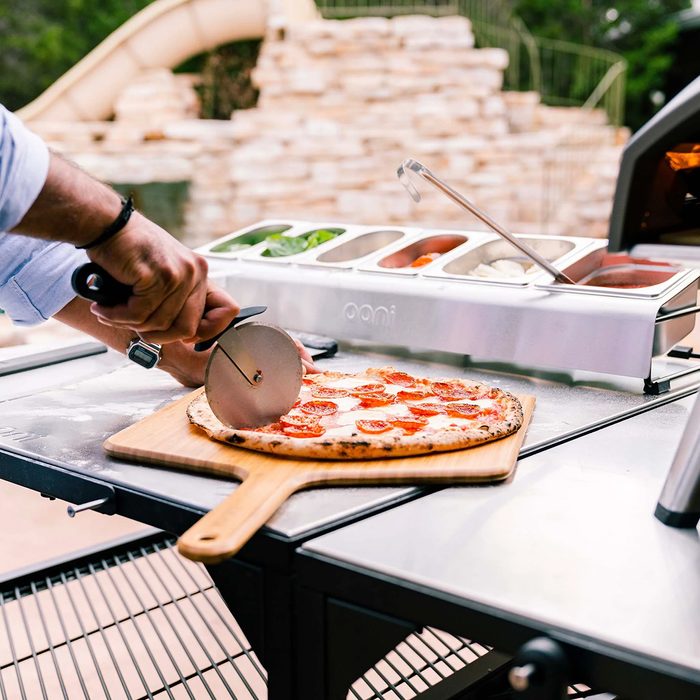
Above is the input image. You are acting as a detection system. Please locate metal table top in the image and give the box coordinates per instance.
[302,396,700,676]
[0,339,697,540]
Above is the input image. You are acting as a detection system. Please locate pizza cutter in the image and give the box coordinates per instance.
[202,319,303,429]
[72,262,303,429]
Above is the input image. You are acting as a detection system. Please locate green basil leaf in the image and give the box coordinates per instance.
[305,229,338,249]
[210,241,251,253]
[262,234,308,257]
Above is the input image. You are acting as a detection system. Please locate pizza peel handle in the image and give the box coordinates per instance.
[177,463,307,563]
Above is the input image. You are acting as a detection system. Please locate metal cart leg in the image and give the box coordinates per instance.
[206,560,300,700]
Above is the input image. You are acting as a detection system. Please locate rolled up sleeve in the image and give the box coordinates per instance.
[0,104,86,325]
[0,104,49,231]
[0,235,87,325]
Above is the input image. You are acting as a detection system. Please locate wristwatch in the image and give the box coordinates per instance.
[127,338,162,369]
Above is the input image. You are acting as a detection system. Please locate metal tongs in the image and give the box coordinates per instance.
[397,158,577,285]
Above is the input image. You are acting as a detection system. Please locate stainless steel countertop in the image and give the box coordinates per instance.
[0,339,697,539]
[302,397,700,674]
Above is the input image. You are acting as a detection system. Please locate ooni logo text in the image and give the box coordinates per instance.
[342,302,396,327]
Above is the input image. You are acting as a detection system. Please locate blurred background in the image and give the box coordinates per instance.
[2,0,699,353]
[1,0,697,251]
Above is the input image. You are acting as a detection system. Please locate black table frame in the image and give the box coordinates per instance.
[0,445,419,700]
[294,549,700,700]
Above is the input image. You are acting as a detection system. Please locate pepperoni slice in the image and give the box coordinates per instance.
[254,422,283,433]
[408,403,446,416]
[389,416,429,433]
[430,381,476,401]
[358,393,396,408]
[355,419,393,434]
[310,386,350,399]
[445,403,482,419]
[282,424,326,438]
[279,413,321,429]
[351,383,386,396]
[380,370,416,387]
[396,388,432,402]
[480,388,502,400]
[300,400,338,416]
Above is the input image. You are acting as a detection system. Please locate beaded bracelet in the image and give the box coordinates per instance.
[76,195,135,250]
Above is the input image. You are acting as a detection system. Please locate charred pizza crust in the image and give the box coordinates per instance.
[187,367,524,460]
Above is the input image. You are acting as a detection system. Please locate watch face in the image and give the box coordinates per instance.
[128,343,159,369]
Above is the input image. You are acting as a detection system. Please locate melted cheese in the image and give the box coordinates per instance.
[294,375,502,439]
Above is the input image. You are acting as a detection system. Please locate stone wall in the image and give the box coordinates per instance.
[29,15,627,248]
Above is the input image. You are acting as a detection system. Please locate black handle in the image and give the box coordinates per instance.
[193,305,267,352]
[72,263,266,350]
[509,637,568,700]
[71,262,132,306]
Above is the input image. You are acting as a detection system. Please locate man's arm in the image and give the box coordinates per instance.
[1,104,238,343]
[13,151,240,344]
[54,295,319,387]
[54,296,209,388]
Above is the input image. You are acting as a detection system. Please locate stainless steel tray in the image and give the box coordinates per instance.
[423,234,599,287]
[198,220,700,378]
[358,230,471,276]
[537,250,693,299]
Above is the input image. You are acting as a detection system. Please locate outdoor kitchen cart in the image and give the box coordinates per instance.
[1,77,700,700]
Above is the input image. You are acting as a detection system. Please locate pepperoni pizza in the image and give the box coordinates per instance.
[187,366,523,460]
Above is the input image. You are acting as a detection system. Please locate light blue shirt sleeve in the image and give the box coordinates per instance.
[0,104,87,325]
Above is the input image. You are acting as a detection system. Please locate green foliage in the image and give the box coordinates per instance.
[178,40,262,119]
[513,0,692,130]
[0,0,154,110]
[0,0,260,119]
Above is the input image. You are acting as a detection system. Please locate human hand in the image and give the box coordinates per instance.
[86,212,240,344]
[161,337,319,388]
[292,337,320,375]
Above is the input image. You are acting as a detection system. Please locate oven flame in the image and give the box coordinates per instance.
[665,143,700,171]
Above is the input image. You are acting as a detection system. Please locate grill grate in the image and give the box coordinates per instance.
[0,539,266,700]
[348,629,601,700]
[0,537,611,699]
[349,627,492,698]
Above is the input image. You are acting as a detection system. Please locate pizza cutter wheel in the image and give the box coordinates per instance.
[205,322,303,430]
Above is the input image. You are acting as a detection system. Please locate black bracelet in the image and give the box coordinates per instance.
[76,195,135,250]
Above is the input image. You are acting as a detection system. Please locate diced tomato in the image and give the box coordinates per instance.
[389,416,429,432]
[292,398,301,408]
[410,252,440,268]
[358,393,396,408]
[351,383,386,396]
[310,386,350,399]
[445,403,482,419]
[282,424,326,438]
[300,400,338,416]
[396,388,432,402]
[355,419,393,434]
[408,403,446,416]
[279,413,321,429]
[380,370,416,387]
[302,376,315,385]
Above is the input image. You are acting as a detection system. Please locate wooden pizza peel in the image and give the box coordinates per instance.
[105,388,536,564]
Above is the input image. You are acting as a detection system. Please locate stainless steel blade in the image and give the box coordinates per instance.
[205,323,302,429]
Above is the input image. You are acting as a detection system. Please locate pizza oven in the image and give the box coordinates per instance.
[609,75,700,258]
[201,76,700,392]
